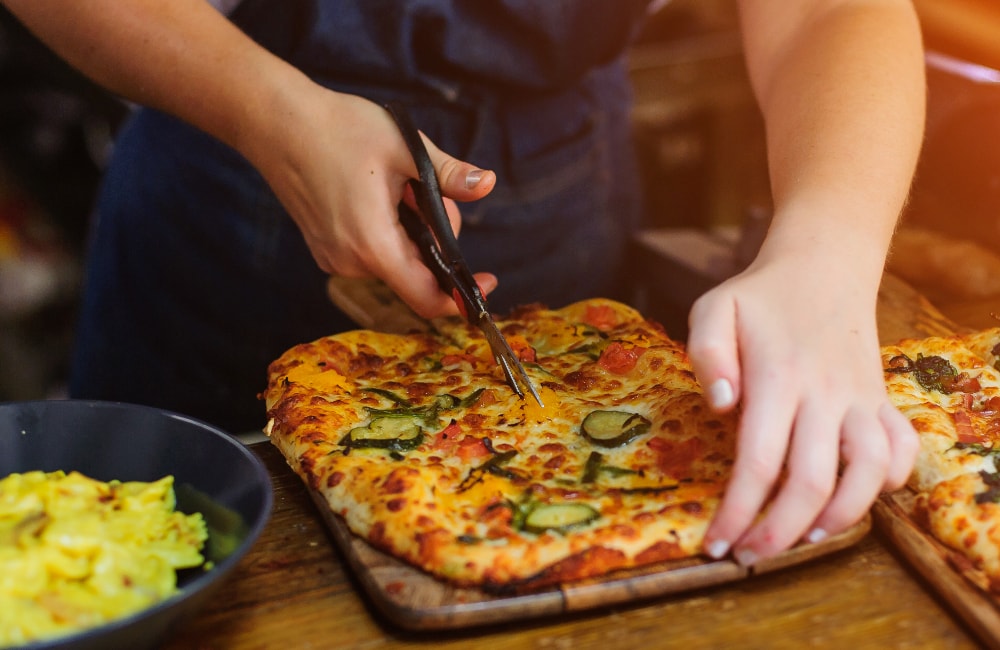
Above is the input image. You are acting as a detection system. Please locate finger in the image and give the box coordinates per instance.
[383,270,499,320]
[702,378,797,561]
[729,397,839,564]
[401,184,467,239]
[350,217,460,318]
[382,264,459,318]
[687,292,741,412]
[473,272,499,298]
[878,401,920,489]
[421,134,496,202]
[805,405,890,543]
[373,217,501,319]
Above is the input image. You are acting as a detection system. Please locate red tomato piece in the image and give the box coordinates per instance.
[583,304,619,331]
[598,342,644,374]
[953,409,984,444]
[431,422,463,452]
[506,335,537,363]
[456,436,491,462]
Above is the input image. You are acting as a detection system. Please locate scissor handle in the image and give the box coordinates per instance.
[386,101,489,321]
[387,103,545,407]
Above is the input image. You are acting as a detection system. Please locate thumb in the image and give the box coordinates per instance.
[421,135,496,202]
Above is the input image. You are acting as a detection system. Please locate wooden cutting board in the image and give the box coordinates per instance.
[307,488,869,631]
[873,493,1000,648]
[873,274,1000,649]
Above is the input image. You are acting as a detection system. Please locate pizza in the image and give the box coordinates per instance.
[881,326,1000,592]
[262,298,738,592]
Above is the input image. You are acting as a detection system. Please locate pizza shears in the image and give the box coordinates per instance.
[385,100,544,407]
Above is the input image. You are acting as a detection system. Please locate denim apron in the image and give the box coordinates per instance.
[69,1,650,432]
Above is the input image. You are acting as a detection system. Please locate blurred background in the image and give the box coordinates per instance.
[1,0,998,401]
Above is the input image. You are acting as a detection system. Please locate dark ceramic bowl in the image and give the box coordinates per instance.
[0,400,273,650]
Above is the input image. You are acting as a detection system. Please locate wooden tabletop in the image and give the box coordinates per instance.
[164,275,983,650]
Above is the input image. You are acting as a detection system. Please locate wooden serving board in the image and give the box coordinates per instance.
[873,494,1000,648]
[873,274,1000,649]
[306,487,869,631]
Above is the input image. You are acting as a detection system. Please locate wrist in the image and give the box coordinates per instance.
[228,60,321,169]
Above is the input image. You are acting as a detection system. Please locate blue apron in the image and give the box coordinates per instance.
[69,1,650,432]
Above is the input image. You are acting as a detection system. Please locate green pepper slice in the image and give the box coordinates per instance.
[341,416,424,453]
[521,503,600,535]
[580,410,651,447]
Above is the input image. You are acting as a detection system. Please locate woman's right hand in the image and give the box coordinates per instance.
[243,86,498,319]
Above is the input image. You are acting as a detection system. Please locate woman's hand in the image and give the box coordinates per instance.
[688,246,919,565]
[245,88,498,319]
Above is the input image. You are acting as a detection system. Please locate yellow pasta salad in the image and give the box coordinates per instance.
[0,471,208,647]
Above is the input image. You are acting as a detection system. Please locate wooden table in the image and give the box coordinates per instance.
[164,275,984,650]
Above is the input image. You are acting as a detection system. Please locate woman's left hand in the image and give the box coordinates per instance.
[687,248,919,565]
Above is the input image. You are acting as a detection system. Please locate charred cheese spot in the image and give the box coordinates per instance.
[369,522,387,546]
[393,362,415,377]
[405,382,437,400]
[635,539,686,564]
[416,529,452,564]
[681,501,705,515]
[350,350,387,375]
[609,524,638,539]
[660,419,682,433]
[463,412,488,427]
[381,467,420,495]
[544,456,565,470]
[563,371,596,391]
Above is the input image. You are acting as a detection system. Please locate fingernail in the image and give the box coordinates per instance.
[706,539,730,559]
[806,528,828,544]
[465,169,485,189]
[707,378,734,409]
[735,548,757,566]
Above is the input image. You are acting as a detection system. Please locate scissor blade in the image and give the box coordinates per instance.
[476,313,545,408]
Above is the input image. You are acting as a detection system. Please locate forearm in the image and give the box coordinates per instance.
[738,0,925,279]
[1,0,312,163]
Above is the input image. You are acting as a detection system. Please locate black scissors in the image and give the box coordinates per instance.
[385,101,544,407]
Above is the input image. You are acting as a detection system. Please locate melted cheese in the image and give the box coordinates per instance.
[517,385,561,426]
[283,363,352,394]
